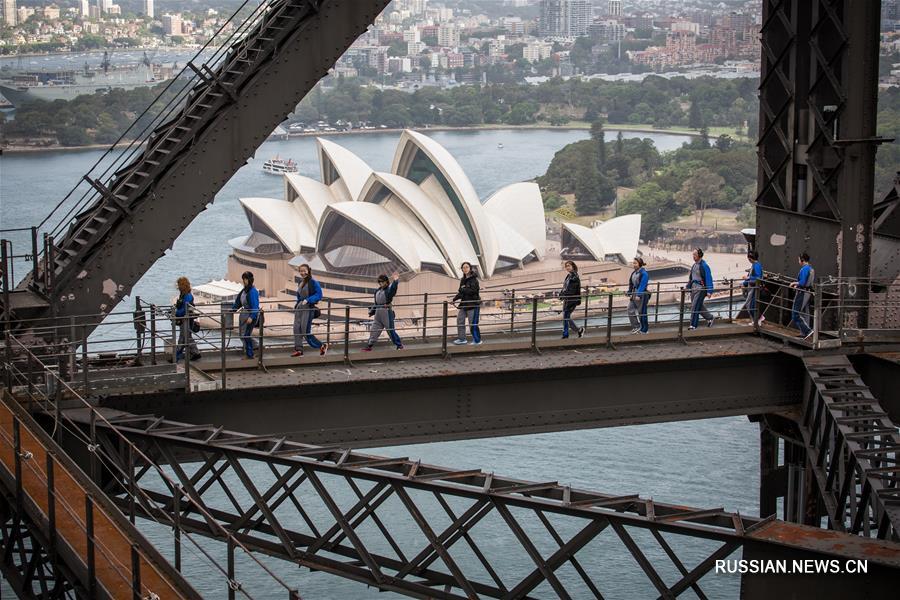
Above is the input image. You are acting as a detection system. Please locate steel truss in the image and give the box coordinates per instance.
[0,494,79,599]
[79,413,898,599]
[799,355,900,540]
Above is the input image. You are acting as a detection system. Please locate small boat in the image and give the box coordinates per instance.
[262,156,298,174]
[497,143,504,149]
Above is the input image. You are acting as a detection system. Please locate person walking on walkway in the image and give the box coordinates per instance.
[232,271,260,359]
[560,260,584,339]
[741,251,764,323]
[627,257,650,334]
[364,272,403,351]
[174,276,201,362]
[292,263,327,357]
[452,262,482,345]
[686,248,715,330]
[790,252,815,339]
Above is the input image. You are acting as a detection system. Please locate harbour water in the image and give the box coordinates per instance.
[0,129,758,599]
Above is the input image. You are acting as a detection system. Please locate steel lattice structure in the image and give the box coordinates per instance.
[75,412,897,599]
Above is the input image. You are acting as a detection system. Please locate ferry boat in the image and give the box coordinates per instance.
[261,156,298,174]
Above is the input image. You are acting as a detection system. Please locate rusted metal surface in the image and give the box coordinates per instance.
[747,520,900,567]
[0,390,200,599]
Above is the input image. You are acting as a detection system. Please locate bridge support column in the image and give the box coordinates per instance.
[759,423,780,519]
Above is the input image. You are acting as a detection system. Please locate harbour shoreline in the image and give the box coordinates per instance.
[0,122,713,155]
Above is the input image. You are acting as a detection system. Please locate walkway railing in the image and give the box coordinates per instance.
[2,336,304,598]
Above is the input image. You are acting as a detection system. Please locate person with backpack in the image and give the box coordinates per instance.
[174,276,201,362]
[452,261,482,345]
[364,272,403,351]
[741,251,764,323]
[686,247,715,330]
[561,260,584,339]
[627,257,650,334]
[292,263,327,357]
[232,271,260,359]
[790,252,815,338]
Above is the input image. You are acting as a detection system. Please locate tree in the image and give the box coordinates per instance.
[737,200,756,228]
[674,167,725,226]
[714,134,734,152]
[618,182,678,240]
[575,162,616,215]
[688,98,704,129]
[590,119,606,172]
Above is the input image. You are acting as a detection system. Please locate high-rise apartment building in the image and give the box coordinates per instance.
[540,0,591,37]
[607,0,621,18]
[1,0,16,27]
[437,24,459,48]
[144,0,154,19]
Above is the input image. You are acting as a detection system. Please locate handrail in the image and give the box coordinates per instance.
[3,334,303,598]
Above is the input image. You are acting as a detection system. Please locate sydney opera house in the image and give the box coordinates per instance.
[226,130,644,318]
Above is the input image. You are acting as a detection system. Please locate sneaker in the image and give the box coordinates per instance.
[639,330,648,335]
[688,326,697,331]
[577,327,584,338]
[452,339,468,345]
[707,317,716,328]
[243,354,255,360]
[320,343,328,356]
[396,344,404,350]
[471,340,483,345]
[561,335,569,340]
[758,315,766,324]
[362,346,373,352]
[630,328,640,335]
[290,350,303,358]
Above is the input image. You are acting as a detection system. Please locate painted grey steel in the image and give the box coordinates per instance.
[99,345,803,448]
[756,0,900,324]
[84,413,900,600]
[21,0,391,333]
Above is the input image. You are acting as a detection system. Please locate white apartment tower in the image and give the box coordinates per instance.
[144,0,154,19]
[80,0,89,17]
[608,0,621,18]
[540,0,592,38]
[1,0,16,27]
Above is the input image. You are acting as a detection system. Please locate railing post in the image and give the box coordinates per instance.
[86,495,97,598]
[89,408,98,483]
[182,316,191,392]
[441,301,449,358]
[173,484,182,572]
[227,538,236,600]
[46,235,55,293]
[606,293,615,350]
[422,293,428,339]
[4,331,11,392]
[42,232,50,289]
[13,417,22,505]
[47,454,56,559]
[530,296,539,352]
[170,310,177,363]
[30,226,39,284]
[752,280,760,332]
[813,283,822,349]
[511,289,517,334]
[81,325,89,395]
[128,444,136,524]
[134,296,143,366]
[326,298,332,347]
[343,306,352,366]
[257,309,265,369]
[220,304,227,390]
[582,287,589,331]
[654,281,661,323]
[728,278,734,321]
[678,288,687,344]
[150,304,157,365]
[131,544,141,600]
[1,240,10,328]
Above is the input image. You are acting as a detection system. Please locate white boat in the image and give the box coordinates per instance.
[262,156,298,174]
[497,143,504,149]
